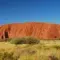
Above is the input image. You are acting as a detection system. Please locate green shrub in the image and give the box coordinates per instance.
[9,37,40,45]
[9,38,26,44]
[26,37,40,44]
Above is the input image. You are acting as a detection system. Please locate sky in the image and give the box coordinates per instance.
[0,0,60,24]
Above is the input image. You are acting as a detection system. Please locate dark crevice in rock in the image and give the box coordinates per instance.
[4,31,9,39]
[1,35,3,39]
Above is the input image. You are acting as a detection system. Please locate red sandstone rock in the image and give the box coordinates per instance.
[0,22,60,39]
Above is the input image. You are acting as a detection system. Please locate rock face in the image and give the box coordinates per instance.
[0,22,60,40]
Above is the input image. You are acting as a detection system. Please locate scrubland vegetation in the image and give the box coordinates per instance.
[0,37,60,60]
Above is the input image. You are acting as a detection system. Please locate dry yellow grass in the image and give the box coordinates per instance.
[0,40,60,60]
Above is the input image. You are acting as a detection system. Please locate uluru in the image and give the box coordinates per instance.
[0,22,60,40]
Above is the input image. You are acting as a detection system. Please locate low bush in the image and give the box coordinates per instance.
[26,37,40,44]
[9,37,40,45]
[9,38,26,44]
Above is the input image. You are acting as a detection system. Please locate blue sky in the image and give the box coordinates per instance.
[0,0,60,24]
